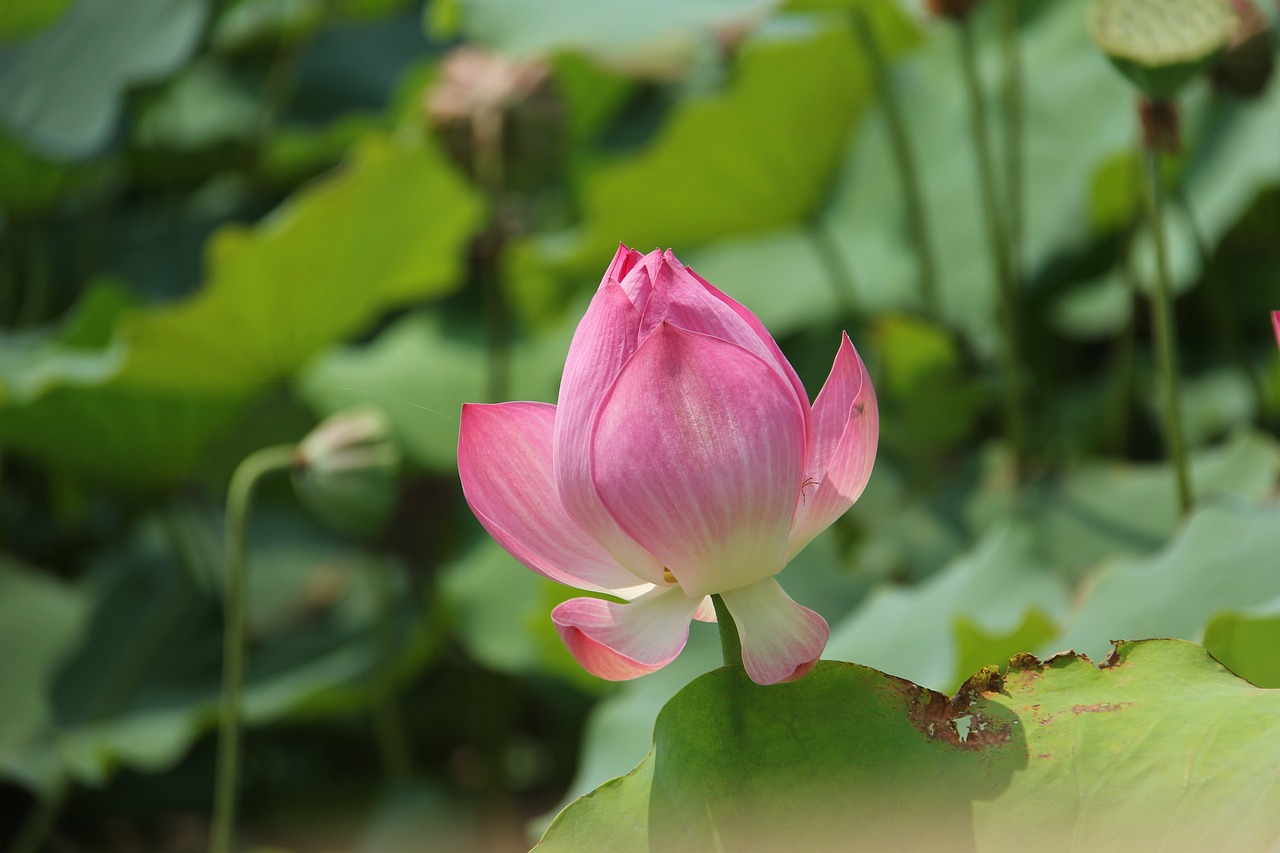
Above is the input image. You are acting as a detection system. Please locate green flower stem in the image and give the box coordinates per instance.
[370,559,413,787]
[474,110,511,404]
[999,0,1024,283]
[1142,146,1194,515]
[7,782,67,853]
[851,10,939,319]
[958,17,1029,471]
[711,594,743,669]
[211,444,298,853]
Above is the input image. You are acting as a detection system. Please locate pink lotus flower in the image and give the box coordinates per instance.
[458,246,877,684]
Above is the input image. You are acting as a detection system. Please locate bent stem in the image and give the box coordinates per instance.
[711,594,742,669]
[851,10,939,319]
[1142,147,1194,515]
[211,445,298,853]
[958,17,1029,473]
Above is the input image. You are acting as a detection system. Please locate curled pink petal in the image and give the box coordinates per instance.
[459,402,644,594]
[788,333,878,558]
[604,242,645,286]
[719,578,829,685]
[554,281,667,585]
[692,596,717,623]
[591,323,806,598]
[551,588,703,680]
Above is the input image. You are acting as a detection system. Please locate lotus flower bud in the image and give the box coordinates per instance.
[293,406,400,537]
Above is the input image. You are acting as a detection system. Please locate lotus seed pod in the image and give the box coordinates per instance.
[1089,0,1239,100]
[1211,0,1275,98]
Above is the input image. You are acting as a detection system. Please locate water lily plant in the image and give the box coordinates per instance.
[458,246,877,684]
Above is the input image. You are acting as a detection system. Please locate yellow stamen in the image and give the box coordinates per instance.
[663,567,677,584]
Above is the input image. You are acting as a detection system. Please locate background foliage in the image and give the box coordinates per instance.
[1,0,1277,850]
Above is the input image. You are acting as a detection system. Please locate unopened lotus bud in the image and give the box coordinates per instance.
[293,406,400,537]
[1211,0,1275,97]
[1089,0,1238,100]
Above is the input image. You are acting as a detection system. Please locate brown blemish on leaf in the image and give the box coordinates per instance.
[1007,652,1042,672]
[893,668,1012,750]
[1070,702,1132,715]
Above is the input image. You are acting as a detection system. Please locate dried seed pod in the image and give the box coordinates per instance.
[1089,0,1239,99]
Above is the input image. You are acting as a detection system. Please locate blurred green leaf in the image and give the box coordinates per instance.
[440,0,777,64]
[1055,502,1280,662]
[133,59,261,151]
[2,511,429,792]
[1203,598,1280,688]
[299,306,569,471]
[1029,430,1280,578]
[826,522,1070,690]
[0,0,74,39]
[0,0,207,159]
[541,640,1280,851]
[0,561,88,786]
[120,133,483,392]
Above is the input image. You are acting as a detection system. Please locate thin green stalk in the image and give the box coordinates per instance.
[1142,148,1194,515]
[710,594,742,668]
[7,782,67,853]
[807,218,860,318]
[958,18,1029,470]
[998,0,1024,282]
[211,445,297,853]
[851,10,939,319]
[370,559,412,787]
[474,110,510,404]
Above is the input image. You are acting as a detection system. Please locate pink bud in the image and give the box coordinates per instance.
[458,246,878,684]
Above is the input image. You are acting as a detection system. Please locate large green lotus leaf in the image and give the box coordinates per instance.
[118,133,483,393]
[825,522,1071,691]
[437,535,606,692]
[821,0,1132,352]
[1028,430,1279,579]
[436,0,778,64]
[0,561,88,785]
[527,13,916,282]
[1,510,430,794]
[1203,597,1280,688]
[0,0,73,39]
[298,306,570,471]
[533,530,872,834]
[0,0,206,160]
[0,282,249,486]
[539,640,1280,851]
[1055,501,1280,662]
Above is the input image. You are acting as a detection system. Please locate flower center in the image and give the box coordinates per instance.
[663,567,678,584]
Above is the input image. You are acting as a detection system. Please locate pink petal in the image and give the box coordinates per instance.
[788,333,878,558]
[591,323,807,598]
[554,281,667,585]
[1273,311,1279,350]
[719,578,829,685]
[458,402,645,594]
[604,243,645,286]
[638,253,806,415]
[685,260,812,417]
[551,588,703,680]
